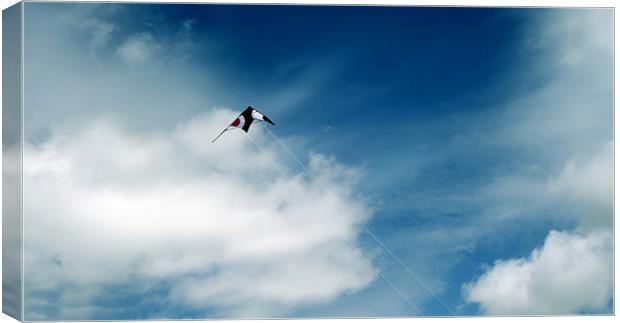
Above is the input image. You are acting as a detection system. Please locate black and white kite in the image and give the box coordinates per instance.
[212,106,275,143]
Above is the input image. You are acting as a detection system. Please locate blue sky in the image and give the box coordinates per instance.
[20,3,613,319]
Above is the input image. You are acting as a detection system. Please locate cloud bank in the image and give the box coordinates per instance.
[22,110,376,319]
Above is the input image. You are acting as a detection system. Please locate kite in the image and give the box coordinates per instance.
[212,106,275,143]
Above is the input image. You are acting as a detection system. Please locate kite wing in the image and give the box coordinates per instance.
[211,106,275,143]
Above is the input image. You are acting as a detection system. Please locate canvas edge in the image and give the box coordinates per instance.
[2,1,24,322]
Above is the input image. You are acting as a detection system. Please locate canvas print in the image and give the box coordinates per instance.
[2,1,614,320]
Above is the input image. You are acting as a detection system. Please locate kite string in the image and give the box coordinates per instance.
[244,132,292,178]
[261,126,456,316]
[244,132,422,315]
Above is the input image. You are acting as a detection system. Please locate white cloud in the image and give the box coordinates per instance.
[116,32,161,64]
[463,229,612,315]
[547,141,612,205]
[22,109,376,319]
[546,141,613,229]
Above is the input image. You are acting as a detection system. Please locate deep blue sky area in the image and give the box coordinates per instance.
[21,3,613,320]
[171,5,530,113]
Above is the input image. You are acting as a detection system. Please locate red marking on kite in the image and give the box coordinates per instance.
[231,118,241,127]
